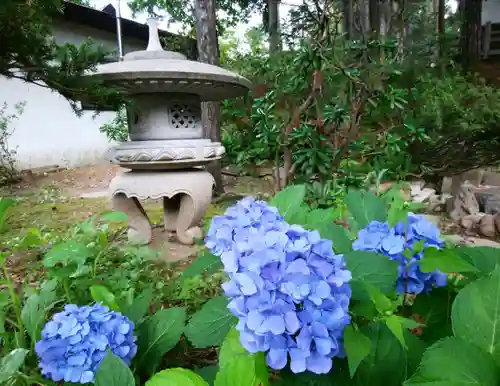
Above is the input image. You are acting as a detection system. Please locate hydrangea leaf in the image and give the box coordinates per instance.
[146,368,208,386]
[452,265,500,365]
[120,287,153,325]
[185,296,236,348]
[100,210,129,223]
[343,325,372,378]
[274,370,344,385]
[287,204,309,226]
[343,251,399,298]
[214,354,268,386]
[181,251,223,280]
[95,351,135,386]
[354,322,425,386]
[317,223,352,254]
[218,328,247,368]
[411,288,454,343]
[0,348,28,383]
[419,248,478,274]
[196,365,219,386]
[270,184,306,222]
[403,337,498,386]
[21,279,57,342]
[90,285,120,311]
[454,246,500,275]
[384,315,423,349]
[42,240,92,268]
[305,208,335,228]
[0,198,15,232]
[136,307,187,375]
[345,190,387,228]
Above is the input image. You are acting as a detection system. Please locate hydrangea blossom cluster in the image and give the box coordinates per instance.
[35,304,137,384]
[352,214,447,295]
[206,197,352,375]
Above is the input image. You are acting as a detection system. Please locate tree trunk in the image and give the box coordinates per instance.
[193,0,224,195]
[343,0,354,39]
[460,0,482,72]
[268,0,281,53]
[369,0,380,38]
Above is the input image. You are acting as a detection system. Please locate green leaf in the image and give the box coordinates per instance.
[136,307,187,375]
[0,348,29,383]
[121,288,153,325]
[305,208,335,229]
[343,325,372,377]
[385,315,413,349]
[219,328,247,368]
[217,328,268,386]
[344,251,399,299]
[362,282,393,314]
[270,184,306,222]
[411,288,454,343]
[185,296,236,348]
[345,190,387,228]
[95,351,135,386]
[419,247,478,273]
[0,198,15,232]
[91,285,120,311]
[404,337,498,386]
[43,241,92,267]
[455,246,500,275]
[196,366,219,386]
[146,368,208,386]
[317,223,352,254]
[287,204,309,226]
[354,323,426,386]
[100,211,129,223]
[452,265,500,365]
[21,279,57,342]
[214,353,268,386]
[181,251,223,280]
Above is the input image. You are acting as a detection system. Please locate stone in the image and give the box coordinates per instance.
[409,181,423,197]
[82,18,250,246]
[441,177,453,194]
[443,234,500,248]
[446,184,480,221]
[450,169,484,192]
[427,194,445,213]
[479,214,497,238]
[412,187,436,203]
[423,214,441,227]
[474,187,500,214]
[110,170,214,245]
[481,170,500,186]
[460,213,484,231]
[495,213,500,233]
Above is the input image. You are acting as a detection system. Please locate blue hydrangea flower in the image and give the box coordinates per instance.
[35,304,137,384]
[353,214,447,294]
[206,197,352,375]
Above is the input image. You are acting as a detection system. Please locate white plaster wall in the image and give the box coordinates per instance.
[0,21,147,170]
[482,0,500,24]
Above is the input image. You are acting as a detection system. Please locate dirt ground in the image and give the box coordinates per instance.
[1,164,275,263]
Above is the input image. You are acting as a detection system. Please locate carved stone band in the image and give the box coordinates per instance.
[106,140,225,170]
[109,169,214,245]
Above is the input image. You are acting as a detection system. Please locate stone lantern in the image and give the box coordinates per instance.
[84,19,250,245]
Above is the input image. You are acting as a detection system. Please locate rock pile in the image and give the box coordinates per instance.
[437,169,500,238]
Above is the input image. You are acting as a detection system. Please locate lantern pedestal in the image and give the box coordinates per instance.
[109,169,214,245]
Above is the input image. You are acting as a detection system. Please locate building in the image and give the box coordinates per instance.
[0,2,195,170]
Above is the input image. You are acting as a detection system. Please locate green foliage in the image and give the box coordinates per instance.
[136,307,187,375]
[95,352,136,386]
[185,296,235,348]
